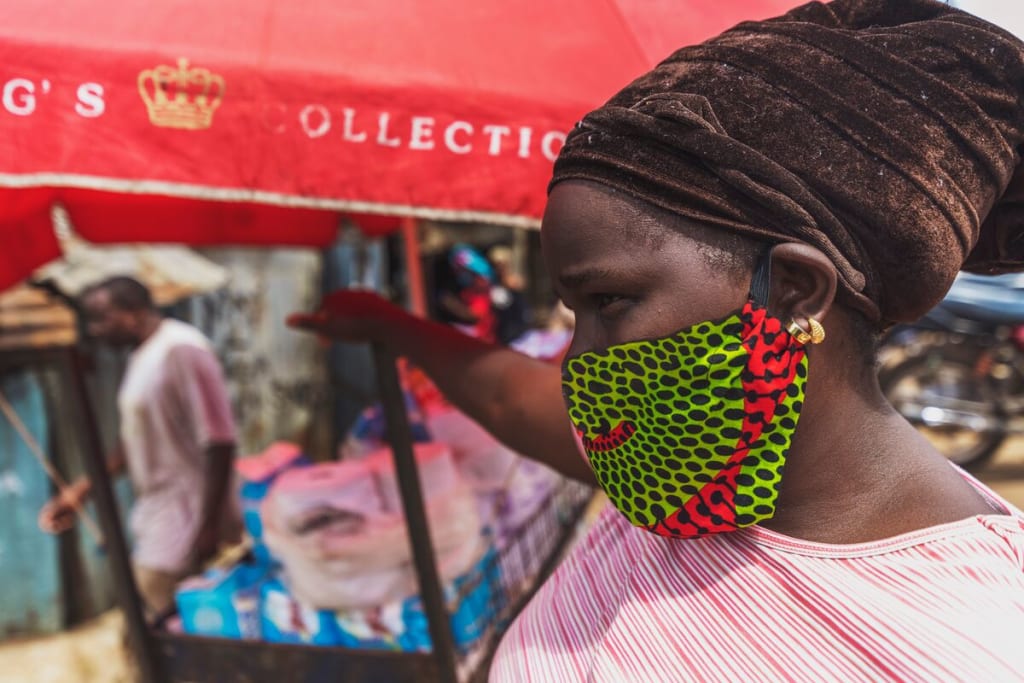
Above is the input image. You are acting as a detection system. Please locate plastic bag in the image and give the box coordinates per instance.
[263,478,483,611]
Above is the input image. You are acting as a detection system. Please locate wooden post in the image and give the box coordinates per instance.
[401,217,428,317]
[65,348,163,683]
[372,345,458,683]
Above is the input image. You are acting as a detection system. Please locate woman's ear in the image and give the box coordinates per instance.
[767,243,838,327]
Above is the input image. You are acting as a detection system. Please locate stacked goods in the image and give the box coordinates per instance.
[175,563,267,640]
[175,442,498,652]
[262,443,486,610]
[424,407,560,550]
[342,373,565,594]
[338,361,562,552]
[234,442,311,564]
[260,550,497,652]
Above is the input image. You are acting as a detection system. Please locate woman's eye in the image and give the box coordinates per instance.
[593,294,629,315]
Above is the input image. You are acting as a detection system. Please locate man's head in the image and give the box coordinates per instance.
[488,246,512,274]
[79,276,156,347]
[449,244,494,292]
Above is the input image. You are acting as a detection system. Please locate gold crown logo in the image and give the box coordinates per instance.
[138,58,225,130]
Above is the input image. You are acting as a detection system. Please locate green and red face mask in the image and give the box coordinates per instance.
[561,252,808,538]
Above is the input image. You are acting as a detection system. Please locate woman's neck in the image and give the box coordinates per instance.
[759,378,1000,544]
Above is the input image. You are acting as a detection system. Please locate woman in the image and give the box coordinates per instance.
[290,0,1024,679]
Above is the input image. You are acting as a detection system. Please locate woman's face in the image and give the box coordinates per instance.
[542,181,750,358]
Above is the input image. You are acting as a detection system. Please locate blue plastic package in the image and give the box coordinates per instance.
[350,392,432,448]
[260,578,345,646]
[175,563,267,639]
[255,549,500,651]
[333,548,500,653]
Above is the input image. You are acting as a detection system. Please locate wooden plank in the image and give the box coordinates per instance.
[0,285,78,350]
[0,329,78,351]
[0,285,78,351]
[0,288,54,308]
[0,307,76,329]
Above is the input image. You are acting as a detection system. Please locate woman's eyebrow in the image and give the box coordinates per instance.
[558,266,620,290]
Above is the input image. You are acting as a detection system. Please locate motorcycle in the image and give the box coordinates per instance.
[879,272,1024,471]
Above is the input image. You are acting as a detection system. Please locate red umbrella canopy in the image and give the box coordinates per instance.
[0,0,797,290]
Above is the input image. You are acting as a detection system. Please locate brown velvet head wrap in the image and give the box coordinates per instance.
[550,0,1024,324]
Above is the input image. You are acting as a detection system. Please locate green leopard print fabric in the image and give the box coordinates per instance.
[562,302,808,537]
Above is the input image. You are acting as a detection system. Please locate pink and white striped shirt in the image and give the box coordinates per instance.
[491,474,1024,682]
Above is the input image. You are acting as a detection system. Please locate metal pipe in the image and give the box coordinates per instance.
[401,217,428,317]
[371,344,458,683]
[65,348,163,683]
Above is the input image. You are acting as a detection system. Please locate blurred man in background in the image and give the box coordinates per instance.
[435,243,499,342]
[38,276,239,616]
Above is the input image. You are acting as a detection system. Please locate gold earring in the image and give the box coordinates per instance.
[808,318,826,344]
[786,319,812,345]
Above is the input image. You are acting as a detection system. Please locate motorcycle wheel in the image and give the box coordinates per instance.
[881,351,1006,471]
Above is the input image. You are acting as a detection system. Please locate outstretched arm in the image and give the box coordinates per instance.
[288,291,594,483]
[38,444,126,533]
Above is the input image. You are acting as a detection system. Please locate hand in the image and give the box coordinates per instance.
[38,484,87,534]
[192,523,221,568]
[286,290,408,343]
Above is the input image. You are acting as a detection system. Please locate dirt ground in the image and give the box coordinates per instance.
[0,610,129,683]
[2,440,1022,683]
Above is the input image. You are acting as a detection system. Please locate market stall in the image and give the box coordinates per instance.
[0,1,800,680]
[0,246,230,638]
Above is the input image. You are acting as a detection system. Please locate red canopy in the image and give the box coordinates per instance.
[0,0,797,290]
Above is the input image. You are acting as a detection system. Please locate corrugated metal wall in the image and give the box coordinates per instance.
[49,349,134,627]
[0,370,60,636]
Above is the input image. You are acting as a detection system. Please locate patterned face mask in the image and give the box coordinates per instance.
[561,253,808,538]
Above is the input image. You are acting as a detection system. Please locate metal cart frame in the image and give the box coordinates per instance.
[24,340,589,682]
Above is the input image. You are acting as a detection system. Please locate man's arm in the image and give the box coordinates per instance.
[288,291,595,484]
[167,343,240,564]
[194,442,235,564]
[38,443,126,533]
[437,291,480,324]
